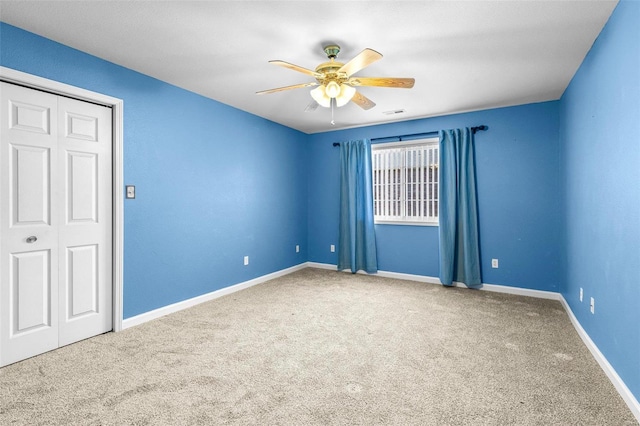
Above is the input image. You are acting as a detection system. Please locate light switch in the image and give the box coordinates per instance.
[126,185,135,199]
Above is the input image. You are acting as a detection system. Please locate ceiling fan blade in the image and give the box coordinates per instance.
[256,82,318,95]
[338,48,383,77]
[304,100,319,112]
[269,60,322,78]
[347,77,415,89]
[351,91,376,110]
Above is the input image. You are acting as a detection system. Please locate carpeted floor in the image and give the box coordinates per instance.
[0,268,636,425]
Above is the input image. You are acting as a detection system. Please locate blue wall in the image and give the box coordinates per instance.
[0,23,309,318]
[308,102,562,292]
[559,0,640,400]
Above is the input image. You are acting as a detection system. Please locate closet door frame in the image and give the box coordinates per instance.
[1,66,124,333]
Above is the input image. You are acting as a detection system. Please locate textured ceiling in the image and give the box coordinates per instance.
[0,1,618,134]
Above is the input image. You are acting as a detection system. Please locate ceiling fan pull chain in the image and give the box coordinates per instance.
[331,98,336,126]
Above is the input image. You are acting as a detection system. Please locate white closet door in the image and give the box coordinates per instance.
[0,82,112,366]
[0,82,60,366]
[57,96,112,347]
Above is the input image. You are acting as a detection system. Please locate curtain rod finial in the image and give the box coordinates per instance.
[471,125,488,134]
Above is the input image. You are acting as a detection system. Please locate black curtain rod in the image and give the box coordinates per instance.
[332,125,488,147]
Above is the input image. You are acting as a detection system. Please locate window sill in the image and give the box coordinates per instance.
[374,220,439,227]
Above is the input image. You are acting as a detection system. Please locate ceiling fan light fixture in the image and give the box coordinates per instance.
[311,82,355,108]
[325,81,341,98]
[310,85,331,108]
[335,84,356,107]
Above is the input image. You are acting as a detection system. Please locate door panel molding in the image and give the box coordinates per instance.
[11,249,53,334]
[1,66,124,333]
[10,144,52,226]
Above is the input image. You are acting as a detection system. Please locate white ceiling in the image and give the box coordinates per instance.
[0,1,618,134]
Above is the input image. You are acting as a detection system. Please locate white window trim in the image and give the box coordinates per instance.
[372,138,438,150]
[371,137,439,226]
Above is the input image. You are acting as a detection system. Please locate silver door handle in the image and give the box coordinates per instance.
[26,236,37,243]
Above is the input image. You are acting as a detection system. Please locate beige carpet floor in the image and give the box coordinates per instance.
[0,267,636,425]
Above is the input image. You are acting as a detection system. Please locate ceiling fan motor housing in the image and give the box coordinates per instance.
[316,45,347,85]
[315,62,347,84]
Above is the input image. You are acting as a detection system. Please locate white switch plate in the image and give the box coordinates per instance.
[125,185,135,199]
[330,245,335,252]
[296,245,300,253]
[491,258,499,268]
[244,256,249,266]
[580,288,583,302]
[590,297,595,314]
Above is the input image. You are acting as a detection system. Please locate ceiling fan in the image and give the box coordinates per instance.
[256,44,415,111]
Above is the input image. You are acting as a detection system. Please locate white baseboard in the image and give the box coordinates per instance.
[306,262,337,271]
[479,282,561,300]
[122,262,308,329]
[560,296,640,422]
[307,262,559,300]
[370,269,442,284]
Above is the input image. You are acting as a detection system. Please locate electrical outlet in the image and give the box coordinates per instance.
[330,245,335,253]
[491,258,499,268]
[580,288,583,302]
[296,245,300,253]
[590,297,595,314]
[244,256,249,266]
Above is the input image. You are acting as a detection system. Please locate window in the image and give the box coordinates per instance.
[371,138,439,225]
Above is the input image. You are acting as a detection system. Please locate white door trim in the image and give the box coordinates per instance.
[0,66,124,332]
